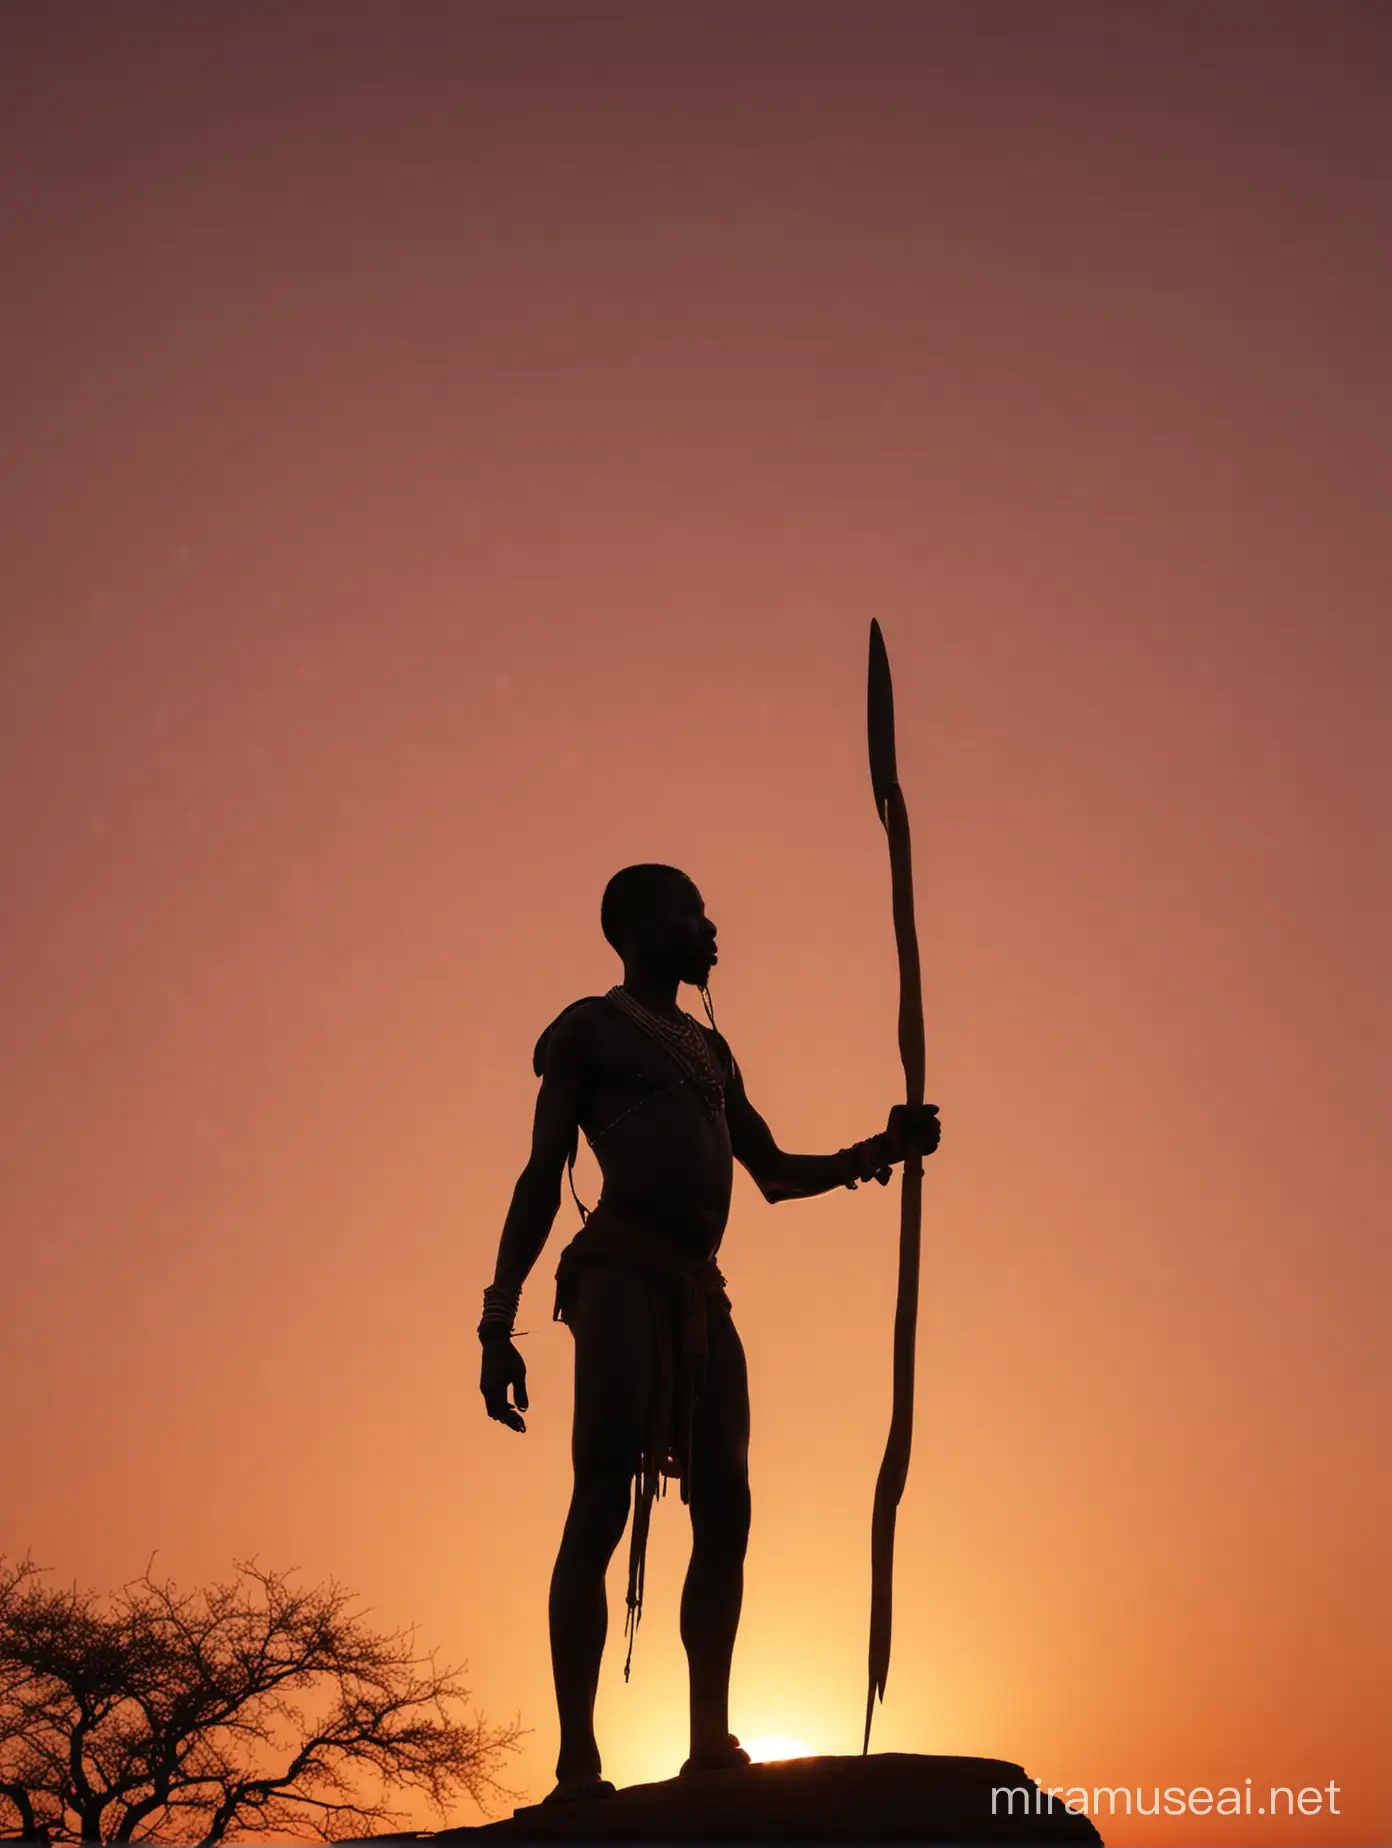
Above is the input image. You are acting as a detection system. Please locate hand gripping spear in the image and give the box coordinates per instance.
[862,618,927,1754]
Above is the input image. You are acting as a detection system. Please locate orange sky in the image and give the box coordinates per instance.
[2,5,1388,1842]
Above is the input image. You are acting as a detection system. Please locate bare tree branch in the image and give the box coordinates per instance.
[0,1556,524,1843]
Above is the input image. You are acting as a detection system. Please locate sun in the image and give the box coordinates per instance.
[744,1734,816,1763]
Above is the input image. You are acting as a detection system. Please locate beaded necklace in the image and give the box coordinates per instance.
[602,985,726,1118]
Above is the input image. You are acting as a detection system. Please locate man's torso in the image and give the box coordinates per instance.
[573,998,734,1258]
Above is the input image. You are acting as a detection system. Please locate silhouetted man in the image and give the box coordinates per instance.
[479,864,941,1801]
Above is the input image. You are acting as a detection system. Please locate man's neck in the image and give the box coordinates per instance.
[618,970,684,1021]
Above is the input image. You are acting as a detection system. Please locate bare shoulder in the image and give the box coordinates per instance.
[531,997,605,1079]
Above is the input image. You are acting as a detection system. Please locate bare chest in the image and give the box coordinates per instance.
[579,1007,727,1152]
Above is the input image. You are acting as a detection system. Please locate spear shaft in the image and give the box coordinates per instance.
[863,618,926,1753]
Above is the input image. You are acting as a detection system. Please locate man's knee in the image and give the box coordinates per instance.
[691,1469,751,1553]
[564,1466,634,1559]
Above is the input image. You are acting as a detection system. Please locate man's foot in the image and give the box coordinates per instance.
[680,1733,751,1775]
[538,1772,616,1805]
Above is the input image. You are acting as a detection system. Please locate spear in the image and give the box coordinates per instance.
[862,617,927,1754]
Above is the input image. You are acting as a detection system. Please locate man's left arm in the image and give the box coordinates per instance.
[722,1049,941,1205]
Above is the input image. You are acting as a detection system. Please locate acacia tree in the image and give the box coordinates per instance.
[0,1556,523,1843]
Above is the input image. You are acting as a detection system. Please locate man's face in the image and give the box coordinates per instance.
[633,877,719,986]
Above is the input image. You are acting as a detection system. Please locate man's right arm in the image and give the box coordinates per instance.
[478,1008,592,1433]
[486,1006,591,1308]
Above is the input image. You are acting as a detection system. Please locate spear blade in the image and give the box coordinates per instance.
[863,618,927,1753]
[867,618,900,823]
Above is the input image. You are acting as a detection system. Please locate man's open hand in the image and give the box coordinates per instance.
[885,1101,941,1161]
[480,1335,529,1432]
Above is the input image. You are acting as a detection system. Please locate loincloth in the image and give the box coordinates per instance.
[553,1202,730,1679]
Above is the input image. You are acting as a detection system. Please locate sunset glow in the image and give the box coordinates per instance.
[3,6,1387,1844]
[745,1736,816,1764]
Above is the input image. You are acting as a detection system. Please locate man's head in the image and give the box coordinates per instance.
[601,864,719,988]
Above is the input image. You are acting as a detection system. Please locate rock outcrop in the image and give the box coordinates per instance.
[432,1752,1104,1842]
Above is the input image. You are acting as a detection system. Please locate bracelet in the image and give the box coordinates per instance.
[478,1283,520,1341]
[837,1134,894,1189]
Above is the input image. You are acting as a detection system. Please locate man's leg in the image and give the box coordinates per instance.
[548,1264,652,1793]
[680,1299,752,1770]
